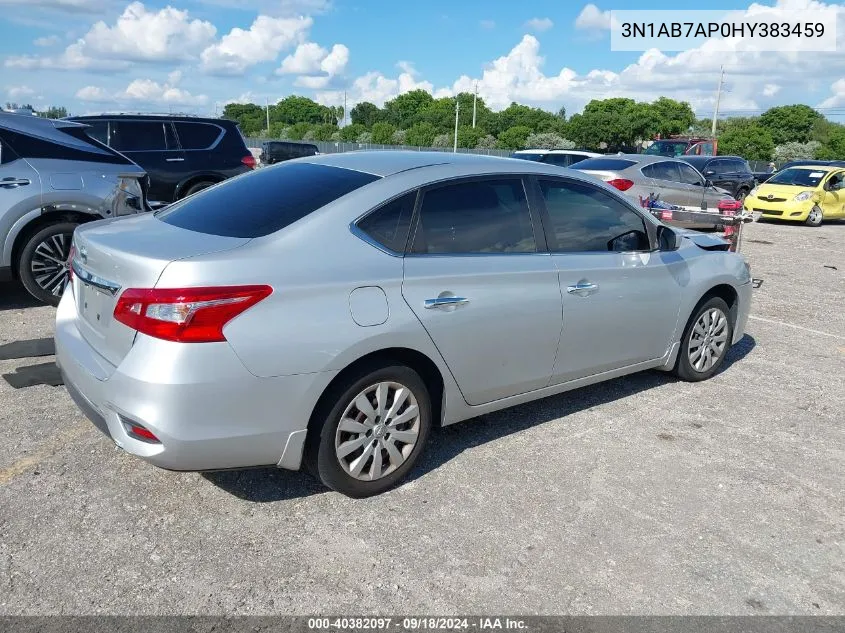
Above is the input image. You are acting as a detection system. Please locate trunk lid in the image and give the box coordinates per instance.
[71,214,250,368]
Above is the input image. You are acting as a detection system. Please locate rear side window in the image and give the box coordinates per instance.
[175,122,222,150]
[411,179,536,254]
[571,158,636,171]
[110,121,170,152]
[0,128,132,165]
[0,136,19,164]
[357,192,416,253]
[84,121,109,146]
[539,179,649,253]
[157,163,380,238]
[543,154,575,167]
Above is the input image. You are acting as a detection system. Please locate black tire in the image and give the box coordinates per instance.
[181,181,216,198]
[735,188,749,202]
[17,222,78,306]
[805,205,823,227]
[673,297,734,382]
[305,363,432,498]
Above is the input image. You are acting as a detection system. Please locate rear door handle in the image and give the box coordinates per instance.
[424,296,469,309]
[0,178,30,187]
[566,282,599,296]
[165,158,185,162]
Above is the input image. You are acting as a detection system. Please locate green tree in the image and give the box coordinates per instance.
[268,122,289,138]
[759,104,823,146]
[432,133,452,148]
[340,123,366,142]
[524,132,574,150]
[624,102,659,143]
[815,125,845,159]
[651,97,695,137]
[313,123,338,141]
[419,97,459,132]
[274,95,330,125]
[496,125,532,150]
[391,129,408,145]
[370,121,396,144]
[456,125,484,149]
[567,99,636,151]
[718,121,774,160]
[222,103,265,136]
[287,122,312,140]
[475,134,497,149]
[773,141,820,162]
[384,89,434,129]
[489,102,559,135]
[406,122,437,147]
[356,131,373,144]
[350,101,384,127]
[36,105,68,119]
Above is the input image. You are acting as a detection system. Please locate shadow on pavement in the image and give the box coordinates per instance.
[205,334,756,503]
[0,281,41,312]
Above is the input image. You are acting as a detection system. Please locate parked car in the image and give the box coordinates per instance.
[56,151,752,498]
[572,155,734,230]
[744,164,845,226]
[681,155,755,201]
[644,137,717,157]
[0,112,147,304]
[510,149,601,168]
[260,140,318,165]
[67,114,255,205]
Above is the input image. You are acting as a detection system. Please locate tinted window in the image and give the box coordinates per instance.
[110,121,168,152]
[175,122,221,150]
[766,168,827,187]
[539,179,649,253]
[678,163,704,185]
[158,163,380,238]
[0,137,19,164]
[512,152,545,162]
[0,128,132,165]
[412,179,536,254]
[84,121,109,146]
[707,159,729,174]
[572,158,636,171]
[643,161,681,182]
[543,154,573,167]
[729,158,751,173]
[357,192,416,253]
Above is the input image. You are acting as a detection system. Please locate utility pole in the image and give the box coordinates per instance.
[711,66,725,138]
[265,97,270,134]
[453,98,460,153]
[343,91,347,126]
[472,82,478,129]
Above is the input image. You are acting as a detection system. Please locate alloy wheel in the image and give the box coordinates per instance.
[687,307,729,373]
[30,232,72,298]
[334,381,421,481]
[807,207,822,225]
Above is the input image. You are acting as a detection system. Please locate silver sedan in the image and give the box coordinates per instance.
[56,151,753,497]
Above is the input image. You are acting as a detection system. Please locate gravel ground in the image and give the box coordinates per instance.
[0,219,843,616]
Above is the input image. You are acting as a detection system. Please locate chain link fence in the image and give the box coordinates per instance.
[246,138,511,157]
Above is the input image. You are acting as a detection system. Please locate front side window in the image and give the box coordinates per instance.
[677,163,705,186]
[109,121,168,152]
[356,192,417,253]
[538,179,650,253]
[411,179,536,254]
[643,161,681,183]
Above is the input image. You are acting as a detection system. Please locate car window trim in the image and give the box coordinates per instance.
[406,174,547,258]
[350,189,421,257]
[106,119,173,153]
[676,161,705,186]
[173,121,225,151]
[530,174,658,254]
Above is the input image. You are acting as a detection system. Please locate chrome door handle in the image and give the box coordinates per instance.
[165,158,185,162]
[424,296,469,309]
[0,178,30,186]
[566,282,599,296]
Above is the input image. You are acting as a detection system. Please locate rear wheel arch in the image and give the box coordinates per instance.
[11,210,94,279]
[175,175,224,199]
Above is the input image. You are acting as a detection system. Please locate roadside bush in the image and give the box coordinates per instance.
[356,131,373,144]
[406,122,437,147]
[371,122,396,144]
[340,123,366,142]
[391,129,408,145]
[496,125,532,150]
[313,123,338,141]
[773,141,820,162]
[287,122,311,140]
[302,130,317,141]
[475,134,497,149]
[330,131,342,141]
[432,133,452,148]
[524,133,575,150]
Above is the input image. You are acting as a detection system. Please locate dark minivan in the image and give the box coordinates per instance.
[260,141,318,165]
[68,114,256,204]
[681,155,755,201]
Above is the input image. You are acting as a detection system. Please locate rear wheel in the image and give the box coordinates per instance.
[306,364,432,498]
[182,181,216,198]
[17,222,78,306]
[735,188,749,203]
[673,297,734,382]
[805,205,823,227]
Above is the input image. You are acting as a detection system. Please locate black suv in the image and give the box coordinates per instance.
[68,114,255,204]
[681,155,756,201]
[260,140,318,165]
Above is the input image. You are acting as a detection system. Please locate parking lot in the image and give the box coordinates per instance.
[0,219,843,615]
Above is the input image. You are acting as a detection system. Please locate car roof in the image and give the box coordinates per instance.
[300,150,517,177]
[1,110,88,134]
[579,153,686,166]
[781,164,840,172]
[513,149,600,155]
[68,113,236,125]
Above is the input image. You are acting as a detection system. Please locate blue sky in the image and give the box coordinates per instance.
[1,0,844,121]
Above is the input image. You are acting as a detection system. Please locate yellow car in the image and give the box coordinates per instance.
[744,165,845,226]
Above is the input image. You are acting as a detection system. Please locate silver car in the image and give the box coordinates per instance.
[572,154,735,230]
[0,112,147,304]
[56,151,752,498]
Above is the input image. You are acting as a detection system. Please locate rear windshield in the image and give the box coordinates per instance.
[157,162,380,238]
[571,158,636,171]
[765,168,827,187]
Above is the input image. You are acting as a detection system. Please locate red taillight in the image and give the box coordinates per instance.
[124,421,160,443]
[113,285,272,343]
[241,155,256,169]
[607,178,634,192]
[67,244,76,281]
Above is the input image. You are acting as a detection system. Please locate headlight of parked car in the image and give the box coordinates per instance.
[793,191,814,202]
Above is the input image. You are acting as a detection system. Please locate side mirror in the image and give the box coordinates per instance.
[657,225,682,251]
[608,229,649,252]
[704,170,715,176]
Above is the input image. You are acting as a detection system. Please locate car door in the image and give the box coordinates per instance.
[108,119,184,203]
[641,161,691,206]
[820,170,845,218]
[700,158,733,193]
[401,176,563,406]
[533,177,684,383]
[0,136,42,260]
[677,161,717,209]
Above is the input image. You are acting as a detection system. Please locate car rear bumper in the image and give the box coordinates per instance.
[55,289,336,472]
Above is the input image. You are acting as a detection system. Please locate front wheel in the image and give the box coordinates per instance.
[805,205,823,227]
[17,222,78,306]
[673,297,734,382]
[306,364,432,498]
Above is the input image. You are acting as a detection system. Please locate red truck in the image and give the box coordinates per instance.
[644,136,717,157]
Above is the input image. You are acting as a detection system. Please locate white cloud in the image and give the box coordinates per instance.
[762,83,781,97]
[575,4,612,30]
[0,0,108,14]
[278,42,326,74]
[6,85,37,100]
[279,42,348,89]
[33,35,62,46]
[200,15,311,75]
[524,17,553,32]
[819,78,845,108]
[480,19,495,30]
[5,42,132,71]
[76,77,208,107]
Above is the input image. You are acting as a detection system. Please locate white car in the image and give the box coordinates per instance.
[511,149,602,168]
